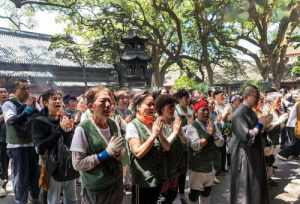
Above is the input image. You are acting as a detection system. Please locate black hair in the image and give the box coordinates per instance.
[132,91,152,113]
[174,89,189,99]
[13,79,28,93]
[41,89,62,104]
[115,90,129,102]
[40,89,62,116]
[155,95,177,115]
[207,87,215,97]
[152,90,161,101]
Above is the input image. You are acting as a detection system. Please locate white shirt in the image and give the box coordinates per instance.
[286,103,297,128]
[125,122,153,141]
[2,100,33,148]
[70,126,112,153]
[185,120,224,151]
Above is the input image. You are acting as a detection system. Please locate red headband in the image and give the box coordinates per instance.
[193,99,208,112]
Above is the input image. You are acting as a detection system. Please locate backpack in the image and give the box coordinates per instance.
[294,103,300,139]
[48,134,79,181]
[42,119,79,181]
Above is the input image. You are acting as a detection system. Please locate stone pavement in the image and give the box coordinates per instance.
[1,157,300,204]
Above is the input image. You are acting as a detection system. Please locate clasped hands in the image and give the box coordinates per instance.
[152,116,182,138]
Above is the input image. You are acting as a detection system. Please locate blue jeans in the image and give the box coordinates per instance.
[7,147,40,204]
[47,177,77,204]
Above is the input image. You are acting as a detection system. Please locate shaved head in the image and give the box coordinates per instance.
[242,85,260,107]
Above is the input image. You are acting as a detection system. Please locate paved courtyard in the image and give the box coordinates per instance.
[1,157,300,204]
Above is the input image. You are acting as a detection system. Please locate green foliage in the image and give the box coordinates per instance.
[41,0,242,85]
[240,80,265,92]
[49,35,89,66]
[291,57,300,76]
[0,0,36,30]
[291,66,300,75]
[173,75,208,93]
[227,0,300,88]
[193,83,209,94]
[173,75,197,90]
[7,0,299,87]
[292,35,300,49]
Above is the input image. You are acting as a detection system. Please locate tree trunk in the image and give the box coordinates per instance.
[151,44,163,87]
[82,65,88,90]
[271,77,281,89]
[206,66,214,85]
[202,50,214,85]
[152,66,164,87]
[271,62,286,89]
[201,37,214,85]
[270,46,289,89]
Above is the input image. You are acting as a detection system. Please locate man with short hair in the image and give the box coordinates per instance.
[2,79,40,204]
[0,87,8,197]
[63,95,78,118]
[230,85,271,204]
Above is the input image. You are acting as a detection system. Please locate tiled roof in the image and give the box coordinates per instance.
[0,70,54,78]
[54,81,118,87]
[0,27,113,69]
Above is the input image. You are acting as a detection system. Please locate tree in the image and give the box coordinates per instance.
[0,0,36,30]
[173,75,197,90]
[291,56,300,76]
[51,0,244,86]
[8,0,76,8]
[49,34,90,89]
[177,0,240,85]
[43,0,183,86]
[226,0,300,88]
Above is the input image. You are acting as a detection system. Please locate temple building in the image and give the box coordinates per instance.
[0,27,118,95]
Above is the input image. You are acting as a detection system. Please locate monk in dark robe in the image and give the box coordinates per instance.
[230,85,271,204]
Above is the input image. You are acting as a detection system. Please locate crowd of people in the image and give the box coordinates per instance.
[0,79,299,204]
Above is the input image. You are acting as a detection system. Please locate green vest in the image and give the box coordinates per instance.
[175,105,189,127]
[6,99,33,145]
[79,118,122,192]
[6,124,32,145]
[128,119,166,188]
[189,120,218,173]
[162,125,186,179]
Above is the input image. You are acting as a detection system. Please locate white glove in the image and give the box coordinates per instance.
[106,136,124,156]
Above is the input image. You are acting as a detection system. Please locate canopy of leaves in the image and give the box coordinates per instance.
[291,57,300,76]
[0,0,36,30]
[223,0,300,87]
[173,75,208,93]
[173,75,197,90]
[41,0,244,86]
[6,0,300,87]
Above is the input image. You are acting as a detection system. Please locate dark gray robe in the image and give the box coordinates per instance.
[230,104,269,204]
